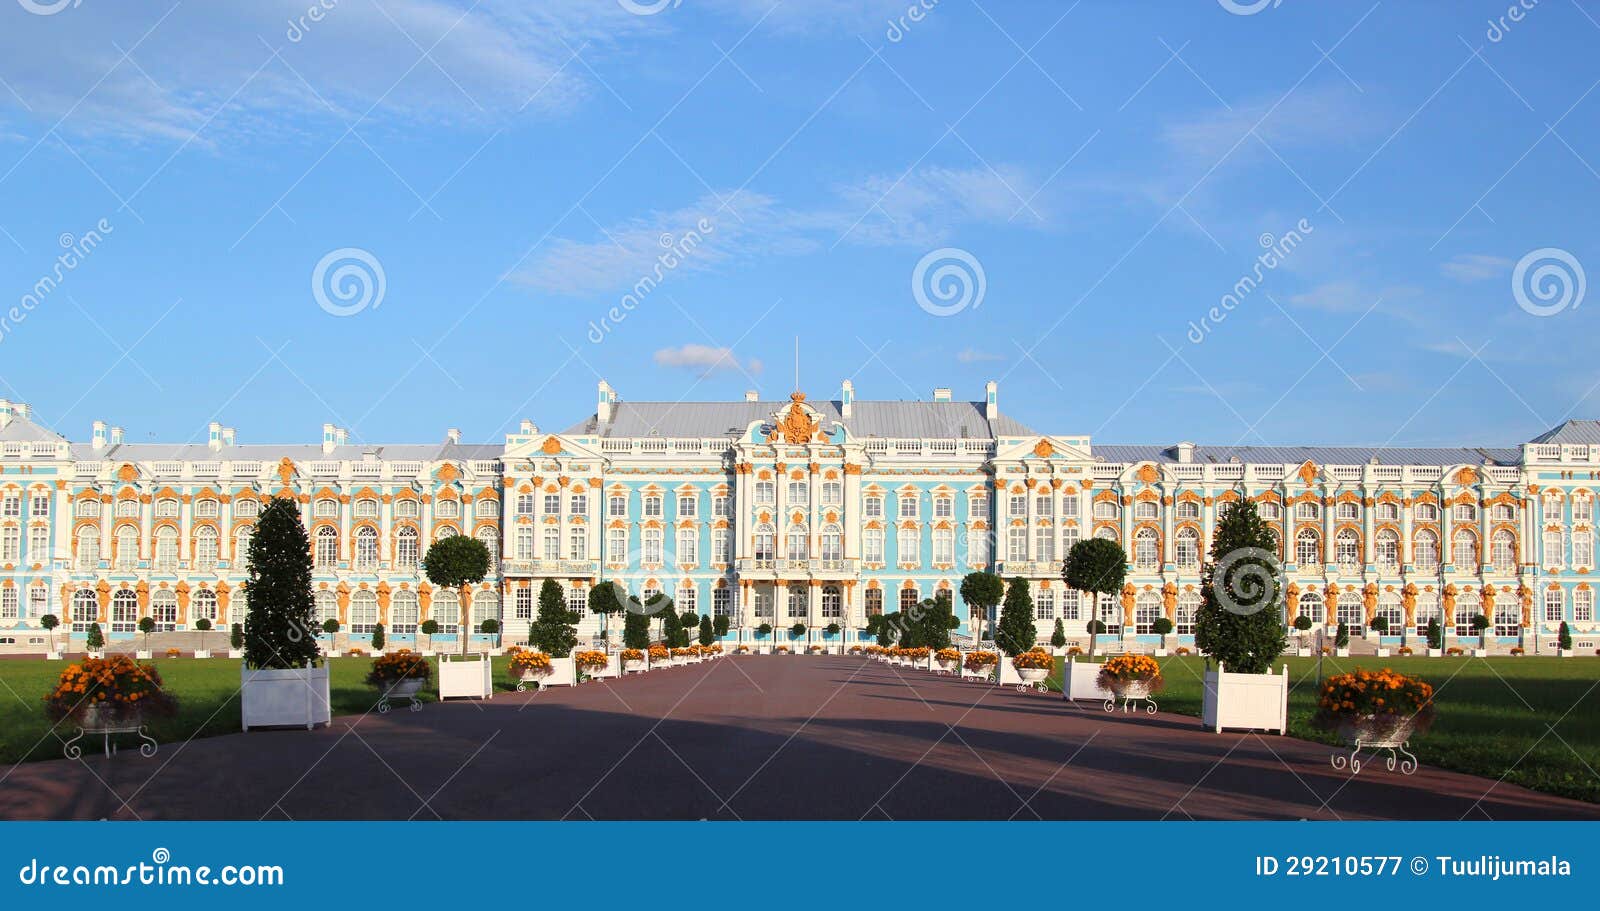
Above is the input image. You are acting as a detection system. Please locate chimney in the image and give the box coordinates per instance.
[984,380,998,420]
[92,421,108,450]
[932,387,952,403]
[1175,441,1196,464]
[597,380,615,423]
[335,427,349,447]
[321,423,338,454]
[110,426,124,446]
[520,419,535,435]
[446,428,460,445]
[744,390,759,403]
[221,427,236,447]
[0,400,11,428]
[208,421,224,451]
[14,403,29,421]
[840,379,854,418]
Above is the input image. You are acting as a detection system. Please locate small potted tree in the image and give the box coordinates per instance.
[1065,539,1127,660]
[1471,612,1490,657]
[1293,614,1314,656]
[1050,618,1067,655]
[193,617,214,658]
[789,622,806,651]
[1334,622,1350,657]
[1558,620,1574,657]
[424,535,493,698]
[370,622,385,657]
[1425,618,1443,657]
[419,618,439,656]
[322,618,341,657]
[241,497,330,731]
[229,623,245,659]
[526,579,579,687]
[137,616,156,659]
[40,614,61,659]
[1152,616,1174,656]
[480,618,501,653]
[85,622,105,659]
[1370,615,1390,657]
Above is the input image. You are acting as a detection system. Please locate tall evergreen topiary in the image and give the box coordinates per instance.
[959,571,1004,643]
[528,579,578,657]
[1425,618,1443,650]
[996,577,1036,656]
[622,597,652,649]
[1559,620,1573,652]
[916,592,955,650]
[698,614,714,646]
[421,534,491,655]
[243,497,320,670]
[371,623,385,651]
[1194,499,1286,674]
[85,622,104,653]
[1064,537,1127,658]
[712,613,730,637]
[875,611,901,647]
[1050,618,1066,649]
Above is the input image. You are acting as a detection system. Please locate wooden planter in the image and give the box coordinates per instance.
[241,661,331,731]
[438,654,493,700]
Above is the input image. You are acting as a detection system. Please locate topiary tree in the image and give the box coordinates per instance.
[756,622,773,638]
[915,593,955,650]
[996,577,1036,657]
[231,622,244,651]
[680,610,699,630]
[528,579,578,657]
[622,596,653,649]
[1559,620,1573,652]
[1425,617,1443,650]
[1369,615,1389,635]
[661,604,686,648]
[322,618,340,637]
[959,571,1004,643]
[420,618,439,652]
[370,622,385,652]
[789,621,807,639]
[713,614,730,638]
[194,617,213,653]
[1471,612,1490,648]
[243,497,321,670]
[85,622,104,654]
[40,614,59,653]
[1335,622,1350,649]
[421,534,491,656]
[588,581,628,642]
[1193,499,1286,674]
[138,615,156,650]
[698,615,714,646]
[1064,538,1127,659]
[1152,616,1173,652]
[1292,613,1313,649]
[1050,618,1066,650]
[479,618,500,649]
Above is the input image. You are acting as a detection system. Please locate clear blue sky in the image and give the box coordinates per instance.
[0,0,1595,450]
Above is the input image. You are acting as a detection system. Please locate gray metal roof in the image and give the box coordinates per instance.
[564,399,1035,440]
[1093,444,1523,467]
[0,415,67,443]
[1529,420,1600,445]
[64,442,503,463]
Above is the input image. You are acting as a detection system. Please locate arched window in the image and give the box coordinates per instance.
[1336,501,1360,521]
[234,498,260,518]
[149,590,176,630]
[313,498,338,518]
[1176,500,1200,520]
[76,498,101,519]
[1575,588,1595,623]
[1094,525,1117,541]
[1133,500,1159,521]
[1175,527,1200,569]
[754,589,774,618]
[154,526,179,572]
[434,498,460,519]
[754,524,776,562]
[1334,528,1359,568]
[235,527,253,565]
[1414,530,1440,572]
[475,497,498,518]
[1453,592,1480,638]
[1494,594,1519,637]
[1335,592,1364,636]
[476,527,499,570]
[1544,586,1564,623]
[1295,528,1320,566]
[1375,529,1399,571]
[110,589,139,633]
[786,523,808,561]
[821,586,842,618]
[192,588,218,624]
[1298,590,1325,624]
[1377,593,1402,635]
[71,589,98,631]
[391,590,419,634]
[230,590,247,627]
[1093,500,1119,520]
[821,524,843,562]
[1491,530,1516,573]
[787,480,809,505]
[76,526,100,570]
[354,498,379,519]
[393,498,419,518]
[314,591,338,627]
[194,525,219,571]
[434,525,458,542]
[155,498,179,518]
[471,591,500,632]
[1414,502,1438,522]
[115,525,139,569]
[788,586,808,618]
[349,591,378,635]
[396,526,419,567]
[754,481,775,505]
[1177,591,1200,635]
[353,526,379,570]
[1296,501,1320,521]
[1134,591,1161,634]
[899,587,920,612]
[865,588,883,616]
[314,526,338,568]
[1412,593,1438,637]
[1134,527,1159,569]
[1452,529,1478,568]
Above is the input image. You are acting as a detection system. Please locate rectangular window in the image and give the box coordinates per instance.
[644,496,663,517]
[569,495,587,516]
[30,493,49,517]
[898,495,918,519]
[713,587,731,617]
[678,495,697,518]
[515,587,533,620]
[713,495,731,517]
[608,495,626,517]
[543,494,560,515]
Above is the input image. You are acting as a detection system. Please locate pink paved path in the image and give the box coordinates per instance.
[1,655,1594,820]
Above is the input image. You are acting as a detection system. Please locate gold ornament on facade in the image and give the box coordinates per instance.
[1032,440,1054,458]
[541,436,563,455]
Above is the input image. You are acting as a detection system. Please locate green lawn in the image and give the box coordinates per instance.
[0,655,514,767]
[1048,654,1600,803]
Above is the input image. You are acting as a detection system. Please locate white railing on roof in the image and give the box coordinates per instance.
[232,461,261,476]
[1172,465,1202,480]
[1212,464,1244,480]
[1253,465,1284,480]
[389,461,422,476]
[470,460,500,475]
[601,440,631,452]
[1489,466,1520,483]
[154,461,182,476]
[351,462,381,478]
[191,461,220,477]
[1371,466,1401,482]
[1330,465,1361,481]
[310,461,340,476]
[1093,464,1122,480]
[1410,466,1442,482]
[75,461,102,476]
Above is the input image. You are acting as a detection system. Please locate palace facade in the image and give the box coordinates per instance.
[2,383,1598,655]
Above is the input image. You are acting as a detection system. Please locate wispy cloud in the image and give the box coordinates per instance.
[1440,253,1512,282]
[654,344,762,376]
[956,348,1005,363]
[1162,86,1371,166]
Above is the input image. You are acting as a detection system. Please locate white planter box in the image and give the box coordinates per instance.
[1558,649,1574,658]
[86,651,104,659]
[421,649,436,657]
[1375,648,1390,657]
[135,650,153,659]
[1472,648,1488,657]
[324,649,342,658]
[584,660,619,680]
[1427,648,1442,657]
[995,659,1024,686]
[1201,663,1288,734]
[193,650,211,659]
[539,656,579,688]
[228,649,244,659]
[46,651,62,661]
[241,661,331,731]
[1295,648,1311,657]
[1064,658,1114,701]
[438,654,494,699]
[1334,648,1350,657]
[1153,648,1168,657]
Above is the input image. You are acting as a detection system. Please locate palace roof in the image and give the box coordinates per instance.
[1092,444,1524,467]
[565,399,1035,440]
